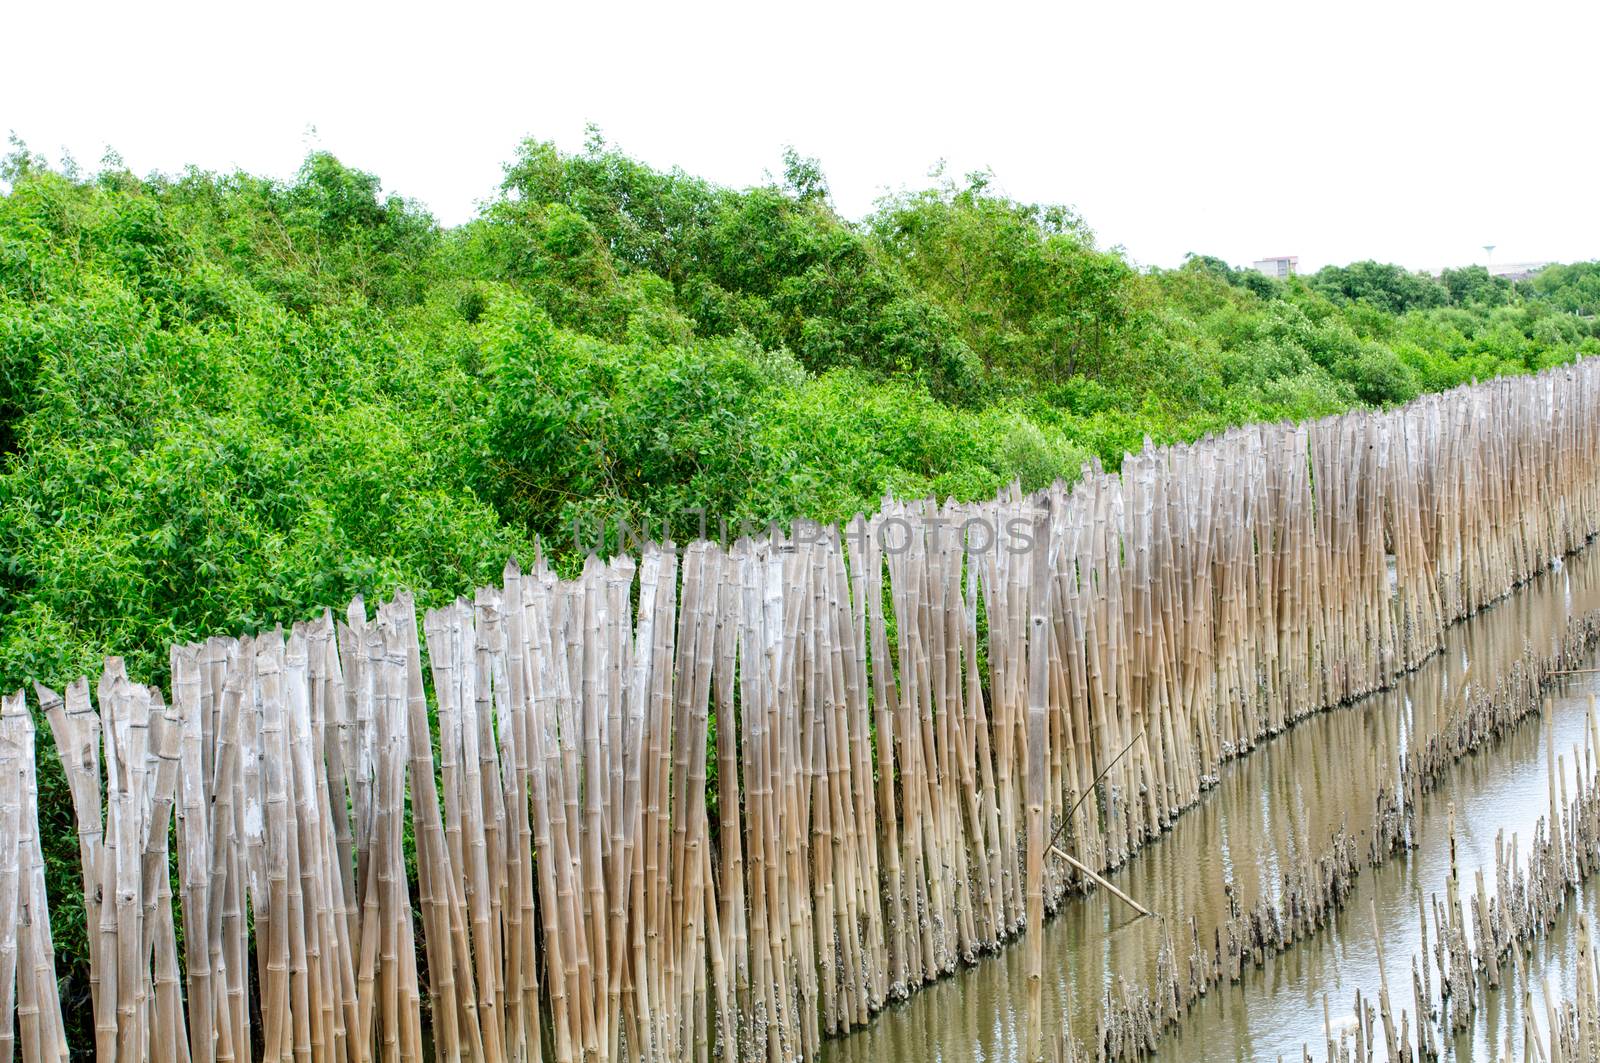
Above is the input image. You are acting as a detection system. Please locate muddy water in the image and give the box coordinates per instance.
[824,548,1600,1062]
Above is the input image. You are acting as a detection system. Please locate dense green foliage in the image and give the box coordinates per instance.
[2,134,1598,1017]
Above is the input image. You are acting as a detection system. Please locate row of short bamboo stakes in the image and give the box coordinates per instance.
[1318,681,1600,1063]
[1076,608,1600,1061]
[4,359,1600,1062]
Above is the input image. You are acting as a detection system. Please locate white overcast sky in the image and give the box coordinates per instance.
[7,0,1597,273]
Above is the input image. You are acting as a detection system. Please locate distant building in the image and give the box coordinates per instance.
[1252,256,1298,278]
[1485,261,1549,282]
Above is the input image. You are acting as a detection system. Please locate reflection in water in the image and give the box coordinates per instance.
[824,548,1600,1063]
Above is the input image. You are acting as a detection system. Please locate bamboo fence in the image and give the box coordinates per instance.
[5,360,1600,1062]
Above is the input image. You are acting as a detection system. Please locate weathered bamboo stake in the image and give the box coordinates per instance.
[39,678,109,1052]
[215,650,250,1063]
[578,562,610,1063]
[1025,508,1053,1061]
[259,637,295,1062]
[143,687,185,1063]
[106,663,154,1063]
[7,691,69,1063]
[172,646,218,1063]
[1372,899,1398,1061]
[278,633,315,1063]
[0,691,24,1063]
